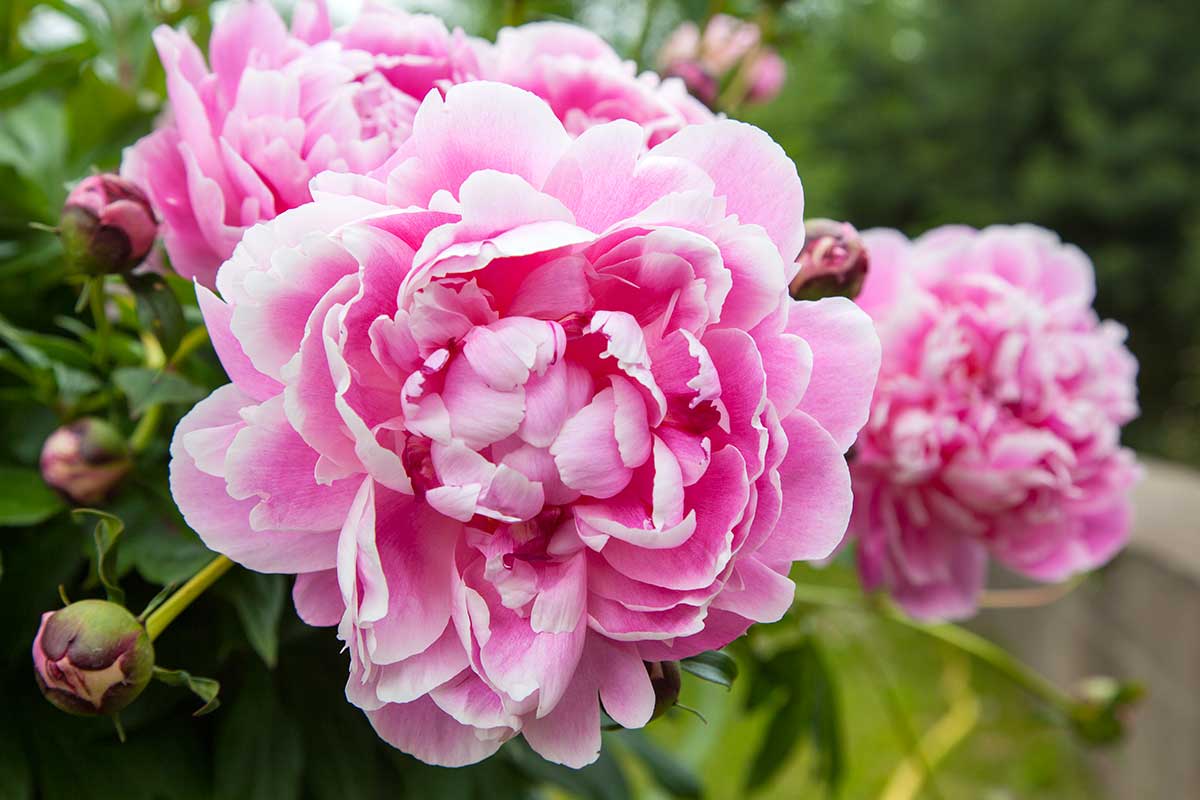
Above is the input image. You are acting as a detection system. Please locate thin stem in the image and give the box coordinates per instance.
[790,584,1073,711]
[631,0,661,68]
[167,326,211,368]
[128,330,167,453]
[144,555,234,641]
[978,576,1082,609]
[88,277,111,369]
[128,403,162,453]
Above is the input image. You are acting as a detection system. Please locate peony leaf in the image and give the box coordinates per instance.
[125,272,186,357]
[215,667,303,800]
[112,367,206,416]
[0,465,63,527]
[745,637,843,792]
[153,666,220,716]
[680,649,739,689]
[218,571,285,668]
[73,508,125,605]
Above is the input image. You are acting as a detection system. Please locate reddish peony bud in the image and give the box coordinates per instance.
[59,174,157,275]
[32,599,155,716]
[646,660,682,721]
[790,218,870,301]
[40,418,132,505]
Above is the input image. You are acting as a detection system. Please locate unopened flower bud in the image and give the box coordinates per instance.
[745,50,786,105]
[646,660,682,721]
[790,218,870,301]
[1068,676,1144,745]
[59,174,157,276]
[40,418,132,505]
[33,599,155,716]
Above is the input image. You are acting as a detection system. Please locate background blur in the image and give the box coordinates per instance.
[1,1,1197,798]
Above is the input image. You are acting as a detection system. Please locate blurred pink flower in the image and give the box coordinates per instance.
[657,14,784,107]
[169,82,879,767]
[851,225,1140,620]
[745,50,786,104]
[481,22,713,144]
[121,1,439,287]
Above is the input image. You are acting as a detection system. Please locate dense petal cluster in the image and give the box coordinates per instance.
[122,1,437,286]
[170,81,879,767]
[850,225,1140,620]
[479,22,713,144]
[122,2,712,288]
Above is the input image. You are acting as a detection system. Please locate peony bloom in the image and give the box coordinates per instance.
[850,225,1139,620]
[170,82,879,767]
[657,14,784,108]
[122,1,429,287]
[481,22,713,145]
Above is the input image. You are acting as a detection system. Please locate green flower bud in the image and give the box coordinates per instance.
[646,660,682,721]
[32,600,155,717]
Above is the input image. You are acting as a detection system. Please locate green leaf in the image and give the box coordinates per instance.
[153,666,220,716]
[506,736,631,800]
[0,698,32,800]
[214,666,304,800]
[745,637,844,793]
[219,571,285,668]
[0,464,63,526]
[617,731,703,799]
[73,508,124,604]
[122,521,213,585]
[112,366,205,415]
[125,272,186,356]
[681,649,739,689]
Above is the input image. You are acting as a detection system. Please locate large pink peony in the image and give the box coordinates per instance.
[121,1,472,287]
[479,22,714,144]
[850,225,1139,620]
[169,81,880,766]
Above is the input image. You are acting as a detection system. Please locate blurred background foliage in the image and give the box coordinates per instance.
[0,0,1186,798]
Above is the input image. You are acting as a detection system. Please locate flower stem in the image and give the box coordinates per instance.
[790,584,1073,711]
[144,556,234,641]
[128,403,162,454]
[88,277,110,369]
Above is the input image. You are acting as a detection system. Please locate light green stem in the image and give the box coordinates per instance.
[144,556,234,641]
[88,278,111,369]
[128,403,162,453]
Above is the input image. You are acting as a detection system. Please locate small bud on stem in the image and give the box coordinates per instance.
[32,600,155,717]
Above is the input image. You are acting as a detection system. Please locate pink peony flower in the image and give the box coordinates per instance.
[169,82,879,767]
[481,22,713,145]
[657,14,784,108]
[850,225,1140,620]
[121,1,430,287]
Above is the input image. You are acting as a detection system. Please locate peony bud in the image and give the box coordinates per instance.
[646,660,682,721]
[59,174,157,275]
[1068,677,1144,745]
[790,218,870,301]
[745,50,786,105]
[40,418,132,505]
[32,599,155,716]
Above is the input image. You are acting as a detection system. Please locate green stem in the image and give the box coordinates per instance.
[144,556,234,641]
[631,0,661,67]
[790,584,1073,711]
[88,277,111,369]
[167,326,211,368]
[128,403,162,453]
